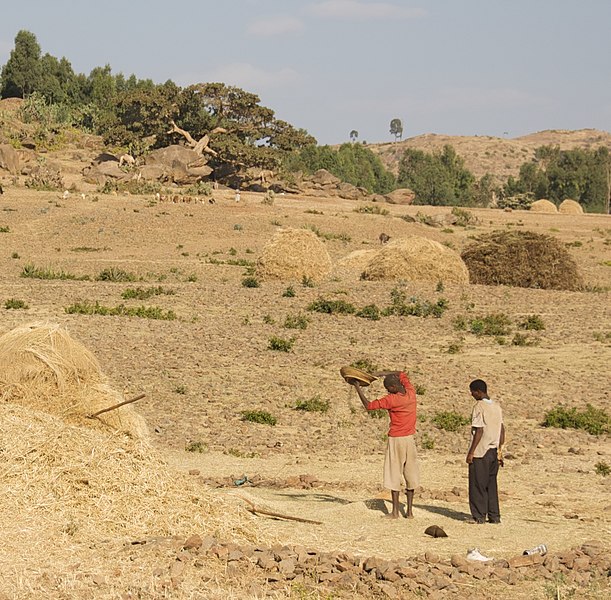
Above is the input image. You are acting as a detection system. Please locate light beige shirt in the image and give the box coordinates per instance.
[471,398,503,458]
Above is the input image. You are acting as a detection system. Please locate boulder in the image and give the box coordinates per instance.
[310,169,341,186]
[0,144,20,174]
[145,145,212,184]
[384,188,415,205]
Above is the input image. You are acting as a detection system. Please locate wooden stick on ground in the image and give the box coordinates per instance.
[235,494,322,525]
[88,393,146,418]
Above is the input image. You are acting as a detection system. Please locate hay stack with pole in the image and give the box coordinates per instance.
[0,321,148,438]
[361,236,470,284]
[559,199,584,214]
[530,199,558,213]
[461,230,583,290]
[256,228,332,282]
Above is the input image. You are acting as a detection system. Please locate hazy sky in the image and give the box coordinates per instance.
[1,0,610,145]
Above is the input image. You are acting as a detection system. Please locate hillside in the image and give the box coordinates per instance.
[370,129,611,183]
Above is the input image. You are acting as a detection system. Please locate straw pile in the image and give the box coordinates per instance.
[559,199,584,214]
[256,228,332,282]
[461,230,583,290]
[333,249,378,277]
[361,237,470,284]
[0,322,147,438]
[530,199,558,213]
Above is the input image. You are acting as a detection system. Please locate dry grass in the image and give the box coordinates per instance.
[530,199,558,213]
[461,230,583,290]
[361,236,469,284]
[256,227,332,282]
[559,198,584,214]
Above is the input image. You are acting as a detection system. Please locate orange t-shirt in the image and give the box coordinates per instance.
[367,372,417,437]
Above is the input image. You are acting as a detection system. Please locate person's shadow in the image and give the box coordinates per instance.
[415,503,470,521]
[364,498,410,517]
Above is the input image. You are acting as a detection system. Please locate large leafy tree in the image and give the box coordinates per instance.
[1,30,42,98]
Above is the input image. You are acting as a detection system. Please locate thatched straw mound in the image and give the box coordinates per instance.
[0,403,258,594]
[361,237,470,284]
[256,228,332,281]
[334,249,378,275]
[0,322,147,438]
[461,230,583,290]
[559,199,584,214]
[530,199,558,213]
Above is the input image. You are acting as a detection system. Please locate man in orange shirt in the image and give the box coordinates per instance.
[351,371,419,519]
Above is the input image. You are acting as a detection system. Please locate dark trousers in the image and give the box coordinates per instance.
[468,448,500,522]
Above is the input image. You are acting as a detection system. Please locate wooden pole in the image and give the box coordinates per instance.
[88,393,146,418]
[235,494,322,525]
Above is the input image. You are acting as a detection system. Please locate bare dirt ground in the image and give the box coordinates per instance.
[0,183,609,599]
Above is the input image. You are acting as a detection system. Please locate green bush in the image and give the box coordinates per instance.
[241,410,277,426]
[121,286,175,300]
[185,441,208,453]
[595,461,610,476]
[432,411,470,432]
[511,332,536,346]
[420,433,435,450]
[242,276,260,288]
[383,289,449,318]
[369,409,387,419]
[356,304,381,320]
[282,285,296,298]
[284,313,309,329]
[294,395,330,413]
[0,226,10,233]
[4,298,29,310]
[351,358,378,373]
[65,301,176,320]
[21,264,90,281]
[307,297,356,315]
[542,405,609,436]
[469,314,512,336]
[267,336,295,352]
[353,204,389,216]
[96,267,137,282]
[519,315,545,331]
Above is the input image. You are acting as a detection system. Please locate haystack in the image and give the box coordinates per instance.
[559,199,584,214]
[461,230,583,290]
[530,199,558,213]
[0,322,148,438]
[361,237,469,284]
[334,249,378,275]
[256,228,332,282]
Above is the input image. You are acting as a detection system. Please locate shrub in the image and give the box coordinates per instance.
[353,204,389,216]
[594,461,610,476]
[383,289,449,318]
[284,313,309,329]
[241,410,277,426]
[469,314,512,336]
[242,276,260,288]
[21,264,89,281]
[267,336,295,352]
[282,285,296,298]
[351,358,378,373]
[185,441,208,453]
[173,384,188,395]
[96,267,137,282]
[65,301,176,320]
[307,297,356,315]
[432,411,470,432]
[121,286,175,300]
[356,304,381,320]
[184,181,212,196]
[420,433,435,450]
[301,275,315,287]
[369,409,387,419]
[0,226,10,233]
[4,298,28,310]
[542,405,609,436]
[519,315,545,331]
[511,332,536,346]
[414,384,426,395]
[294,395,330,413]
[451,206,477,227]
[261,190,275,205]
[447,342,463,354]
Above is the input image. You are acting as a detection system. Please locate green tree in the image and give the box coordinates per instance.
[1,30,42,98]
[390,118,403,141]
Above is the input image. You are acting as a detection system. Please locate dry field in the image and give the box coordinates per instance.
[0,183,609,599]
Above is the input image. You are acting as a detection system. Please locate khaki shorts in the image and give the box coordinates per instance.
[383,435,420,491]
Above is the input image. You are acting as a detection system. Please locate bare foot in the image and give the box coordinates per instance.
[384,513,400,520]
[404,513,414,519]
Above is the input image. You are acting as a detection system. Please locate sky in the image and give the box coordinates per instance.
[1,0,610,145]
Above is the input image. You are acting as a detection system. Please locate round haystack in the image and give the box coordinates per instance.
[256,228,332,282]
[0,322,148,438]
[559,199,584,214]
[461,230,583,290]
[361,237,469,284]
[530,199,558,213]
[334,249,378,276]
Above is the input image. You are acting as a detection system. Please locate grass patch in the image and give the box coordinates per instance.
[511,332,537,346]
[369,409,387,419]
[350,358,378,373]
[185,441,208,453]
[267,336,295,352]
[282,285,296,298]
[283,313,309,329]
[303,224,352,242]
[242,276,260,288]
[355,304,381,320]
[70,246,109,253]
[469,313,512,336]
[0,226,11,233]
[173,384,188,395]
[96,267,138,282]
[595,461,610,476]
[307,297,356,315]
[447,342,463,354]
[121,286,175,300]
[65,301,176,320]
[294,395,330,413]
[21,264,90,281]
[353,204,389,216]
[4,298,28,310]
[383,288,449,318]
[542,404,609,436]
[518,315,545,331]
[432,411,470,432]
[241,410,277,426]
[420,433,435,450]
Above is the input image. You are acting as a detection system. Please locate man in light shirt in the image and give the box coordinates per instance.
[466,379,505,524]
